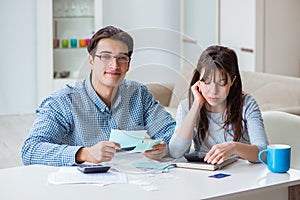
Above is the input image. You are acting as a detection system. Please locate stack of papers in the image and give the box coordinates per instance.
[48,167,127,185]
[110,151,174,174]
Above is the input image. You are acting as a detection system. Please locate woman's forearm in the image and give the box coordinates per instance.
[175,101,202,139]
[234,142,259,162]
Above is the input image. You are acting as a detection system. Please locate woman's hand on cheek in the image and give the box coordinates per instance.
[191,81,205,106]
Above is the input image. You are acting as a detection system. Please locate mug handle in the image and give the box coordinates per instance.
[258,149,268,165]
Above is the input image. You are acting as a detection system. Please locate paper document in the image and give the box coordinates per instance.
[48,167,127,185]
[109,129,146,148]
[111,151,173,173]
[131,140,162,152]
[133,160,173,170]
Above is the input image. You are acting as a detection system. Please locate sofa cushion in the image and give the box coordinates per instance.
[262,111,300,169]
[146,83,174,107]
[241,71,300,115]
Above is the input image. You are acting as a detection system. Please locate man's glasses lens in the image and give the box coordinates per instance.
[96,54,129,63]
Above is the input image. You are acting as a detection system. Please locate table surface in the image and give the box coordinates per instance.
[1,159,300,200]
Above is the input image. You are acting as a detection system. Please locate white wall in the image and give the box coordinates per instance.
[182,0,218,68]
[220,0,256,72]
[219,0,300,76]
[0,0,37,115]
[102,0,181,84]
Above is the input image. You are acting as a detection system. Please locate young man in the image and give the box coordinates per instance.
[22,26,175,166]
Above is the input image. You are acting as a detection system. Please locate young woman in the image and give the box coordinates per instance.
[169,45,268,164]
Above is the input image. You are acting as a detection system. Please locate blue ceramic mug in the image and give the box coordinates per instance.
[258,144,291,173]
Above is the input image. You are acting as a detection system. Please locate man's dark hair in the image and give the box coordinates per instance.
[87,25,134,57]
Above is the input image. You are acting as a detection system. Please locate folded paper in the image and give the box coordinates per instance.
[109,129,147,148]
[131,140,162,153]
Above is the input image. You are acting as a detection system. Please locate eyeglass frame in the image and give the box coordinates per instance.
[94,53,131,64]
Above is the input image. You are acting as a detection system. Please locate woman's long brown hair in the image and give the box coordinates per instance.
[188,45,246,143]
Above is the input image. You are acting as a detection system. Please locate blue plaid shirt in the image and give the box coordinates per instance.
[21,77,175,166]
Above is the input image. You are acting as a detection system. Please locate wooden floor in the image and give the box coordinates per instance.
[0,114,35,169]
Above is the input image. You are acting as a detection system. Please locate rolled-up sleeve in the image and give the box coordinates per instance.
[243,95,269,162]
[169,99,193,158]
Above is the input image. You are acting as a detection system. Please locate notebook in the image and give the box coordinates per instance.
[174,152,238,171]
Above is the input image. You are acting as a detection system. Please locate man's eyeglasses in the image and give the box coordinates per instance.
[95,53,130,64]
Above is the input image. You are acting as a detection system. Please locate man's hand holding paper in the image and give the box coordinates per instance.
[109,129,167,161]
[142,141,167,161]
[76,141,121,164]
[132,140,162,152]
[109,129,147,149]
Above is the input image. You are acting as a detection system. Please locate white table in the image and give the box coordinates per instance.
[1,159,300,200]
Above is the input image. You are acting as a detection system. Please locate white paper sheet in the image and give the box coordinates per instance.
[48,167,127,185]
[110,151,174,174]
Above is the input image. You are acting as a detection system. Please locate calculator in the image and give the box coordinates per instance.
[77,164,111,173]
[184,151,207,162]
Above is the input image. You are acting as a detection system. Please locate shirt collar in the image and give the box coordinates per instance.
[84,72,123,112]
[85,72,108,113]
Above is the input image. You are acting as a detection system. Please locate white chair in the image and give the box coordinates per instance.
[262,111,300,169]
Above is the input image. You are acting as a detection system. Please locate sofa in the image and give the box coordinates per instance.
[147,65,300,118]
